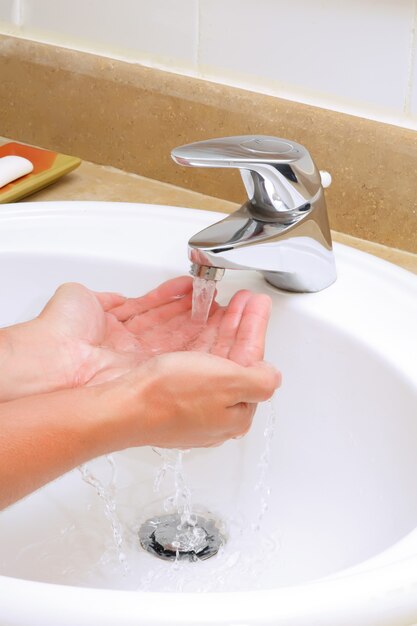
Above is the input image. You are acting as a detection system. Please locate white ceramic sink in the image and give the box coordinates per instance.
[0,201,416,626]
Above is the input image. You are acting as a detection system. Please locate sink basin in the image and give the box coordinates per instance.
[0,201,416,625]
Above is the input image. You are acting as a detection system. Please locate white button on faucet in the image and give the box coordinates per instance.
[320,170,332,188]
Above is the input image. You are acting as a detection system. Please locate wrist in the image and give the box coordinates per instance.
[94,364,163,453]
[0,323,29,402]
[0,319,73,402]
[70,383,132,458]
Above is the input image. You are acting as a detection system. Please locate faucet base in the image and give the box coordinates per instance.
[262,265,337,293]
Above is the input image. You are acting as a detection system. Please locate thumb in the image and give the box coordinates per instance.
[234,361,281,404]
[39,283,104,339]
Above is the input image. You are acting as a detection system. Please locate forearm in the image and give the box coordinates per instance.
[0,384,124,510]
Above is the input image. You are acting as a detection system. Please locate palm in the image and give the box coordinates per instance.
[37,276,271,389]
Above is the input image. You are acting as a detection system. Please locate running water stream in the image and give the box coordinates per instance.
[191,276,217,324]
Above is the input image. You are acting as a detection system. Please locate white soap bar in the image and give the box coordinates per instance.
[0,155,34,188]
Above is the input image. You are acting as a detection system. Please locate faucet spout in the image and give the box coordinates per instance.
[189,263,225,282]
[173,136,337,293]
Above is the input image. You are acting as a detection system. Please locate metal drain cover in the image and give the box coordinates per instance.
[139,513,225,562]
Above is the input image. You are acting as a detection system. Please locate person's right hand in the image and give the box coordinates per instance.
[96,286,281,450]
[97,351,281,450]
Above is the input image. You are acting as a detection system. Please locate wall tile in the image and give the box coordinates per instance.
[408,17,417,118]
[2,0,416,127]
[0,0,13,23]
[199,0,414,115]
[21,0,198,68]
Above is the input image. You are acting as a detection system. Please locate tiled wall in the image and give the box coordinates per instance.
[1,0,417,129]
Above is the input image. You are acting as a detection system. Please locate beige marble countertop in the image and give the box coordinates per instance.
[5,156,417,275]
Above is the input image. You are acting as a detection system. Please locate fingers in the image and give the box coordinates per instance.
[94,292,126,311]
[126,290,219,337]
[231,361,281,403]
[138,308,208,354]
[225,402,257,439]
[210,290,253,359]
[125,291,194,334]
[110,276,193,321]
[203,403,256,446]
[195,291,272,365]
[228,294,272,366]
[185,291,272,367]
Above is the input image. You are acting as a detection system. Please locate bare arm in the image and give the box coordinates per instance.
[0,353,280,510]
[0,385,113,509]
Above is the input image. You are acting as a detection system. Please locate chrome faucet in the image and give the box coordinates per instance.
[171,135,336,292]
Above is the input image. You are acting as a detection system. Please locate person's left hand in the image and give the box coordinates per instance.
[0,276,271,401]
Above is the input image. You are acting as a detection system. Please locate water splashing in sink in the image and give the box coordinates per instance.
[139,449,225,562]
[79,456,129,574]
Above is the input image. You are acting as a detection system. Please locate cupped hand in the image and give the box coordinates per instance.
[95,285,278,450]
[107,352,280,450]
[0,276,274,401]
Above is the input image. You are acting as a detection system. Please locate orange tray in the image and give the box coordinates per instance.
[0,142,81,203]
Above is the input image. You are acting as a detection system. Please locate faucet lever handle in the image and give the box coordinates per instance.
[172,135,306,167]
[171,135,324,217]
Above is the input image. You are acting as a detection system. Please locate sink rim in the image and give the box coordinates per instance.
[1,535,417,625]
[0,201,416,625]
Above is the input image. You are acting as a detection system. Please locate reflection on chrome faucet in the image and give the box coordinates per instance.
[172,135,337,293]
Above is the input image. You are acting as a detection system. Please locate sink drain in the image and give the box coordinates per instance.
[139,513,225,562]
